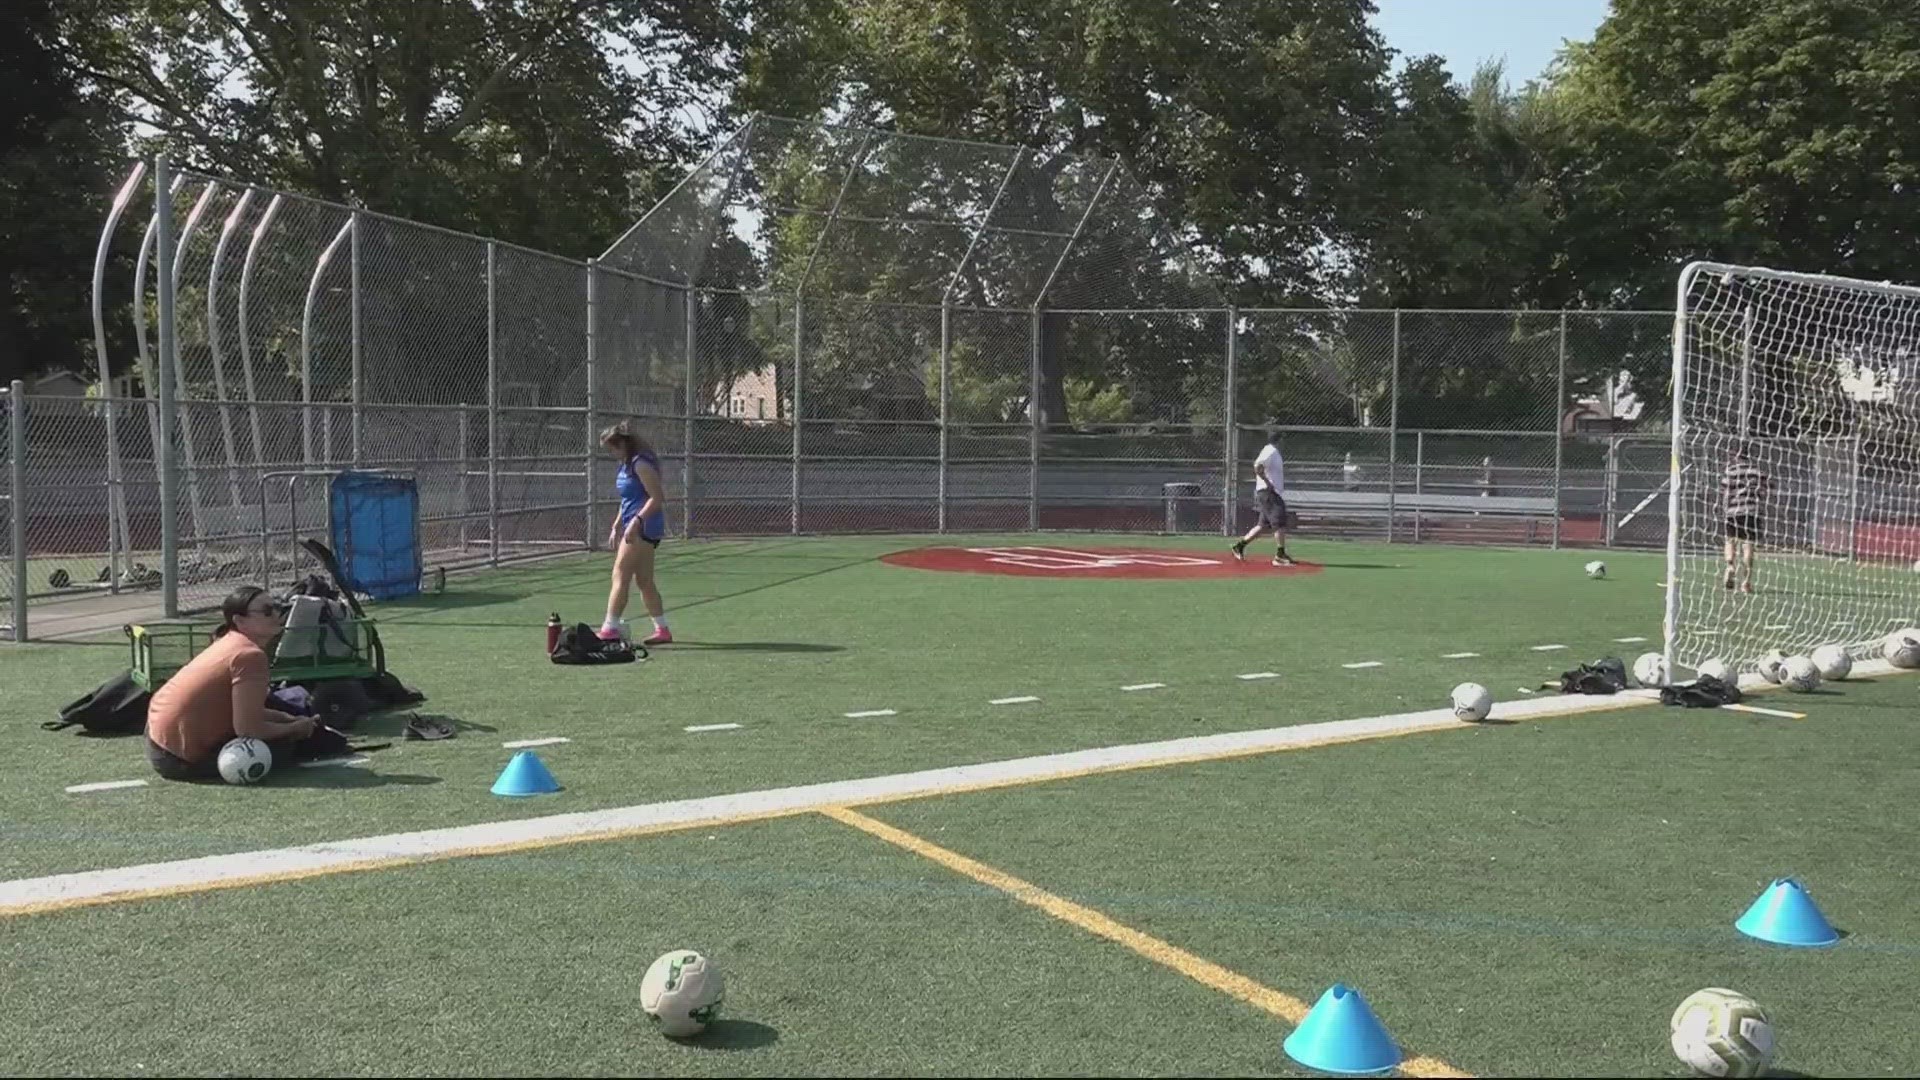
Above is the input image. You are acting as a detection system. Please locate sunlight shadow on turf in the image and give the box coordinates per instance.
[680,1018,780,1052]
[350,712,495,740]
[265,767,441,790]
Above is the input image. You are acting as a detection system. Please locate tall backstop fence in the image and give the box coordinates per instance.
[4,119,1696,639]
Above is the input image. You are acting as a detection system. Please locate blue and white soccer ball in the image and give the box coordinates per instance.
[640,949,725,1038]
[1670,986,1775,1078]
[216,737,273,785]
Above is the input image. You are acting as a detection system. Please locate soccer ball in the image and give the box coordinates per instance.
[640,949,725,1038]
[1450,682,1493,722]
[216,737,273,785]
[1756,650,1789,684]
[1670,986,1775,1078]
[1695,657,1730,682]
[1811,643,1852,681]
[1882,627,1920,669]
[1584,559,1607,579]
[1632,652,1669,688]
[1781,655,1820,693]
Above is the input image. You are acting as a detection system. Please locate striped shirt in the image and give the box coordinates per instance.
[1722,460,1767,518]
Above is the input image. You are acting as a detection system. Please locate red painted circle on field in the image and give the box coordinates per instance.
[881,545,1325,579]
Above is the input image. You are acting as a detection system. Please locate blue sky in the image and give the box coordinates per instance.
[1370,0,1613,87]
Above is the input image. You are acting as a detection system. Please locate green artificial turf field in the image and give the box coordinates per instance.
[3,534,1914,1076]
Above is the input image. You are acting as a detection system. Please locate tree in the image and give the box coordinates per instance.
[1545,0,1920,306]
[1,0,132,386]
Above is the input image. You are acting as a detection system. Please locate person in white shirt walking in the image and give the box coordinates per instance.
[1232,429,1296,566]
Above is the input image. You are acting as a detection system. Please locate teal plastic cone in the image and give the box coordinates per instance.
[1282,983,1403,1076]
[491,750,561,797]
[1736,877,1839,947]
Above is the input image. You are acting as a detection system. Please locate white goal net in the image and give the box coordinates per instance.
[1666,262,1920,674]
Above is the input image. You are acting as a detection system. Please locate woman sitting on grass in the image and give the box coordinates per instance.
[144,585,320,781]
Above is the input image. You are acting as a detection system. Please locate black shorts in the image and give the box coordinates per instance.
[1256,489,1288,528]
[1725,514,1761,542]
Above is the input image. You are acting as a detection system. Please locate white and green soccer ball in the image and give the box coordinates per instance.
[1695,657,1730,682]
[216,737,273,785]
[1756,650,1790,684]
[1585,559,1607,579]
[1450,682,1493,722]
[640,949,725,1038]
[1670,986,1775,1078]
[1632,652,1669,688]
[1882,627,1920,669]
[1811,644,1852,681]
[1781,655,1820,693]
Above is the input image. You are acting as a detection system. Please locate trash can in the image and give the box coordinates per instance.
[1163,482,1205,533]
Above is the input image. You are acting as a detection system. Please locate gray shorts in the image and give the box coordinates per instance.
[1256,489,1288,528]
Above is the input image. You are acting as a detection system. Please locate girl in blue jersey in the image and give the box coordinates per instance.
[598,421,671,644]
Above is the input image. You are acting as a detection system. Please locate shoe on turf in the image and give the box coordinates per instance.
[643,627,673,646]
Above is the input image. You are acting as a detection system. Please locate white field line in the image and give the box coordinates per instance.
[1442,652,1480,659]
[1531,644,1568,652]
[844,709,896,718]
[684,723,742,733]
[1120,683,1166,692]
[297,756,370,769]
[4,661,1900,916]
[1342,661,1384,669]
[1614,637,1648,643]
[990,696,1040,705]
[502,738,571,749]
[64,780,148,794]
[1237,672,1280,681]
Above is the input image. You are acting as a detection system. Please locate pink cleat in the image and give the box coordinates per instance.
[643,627,673,646]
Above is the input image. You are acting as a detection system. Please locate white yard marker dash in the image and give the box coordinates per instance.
[844,709,897,719]
[1721,702,1806,720]
[1120,682,1166,692]
[1342,661,1384,669]
[1531,644,1568,652]
[1614,636,1648,644]
[64,780,148,794]
[1442,652,1480,659]
[298,755,371,769]
[990,696,1040,705]
[684,723,742,733]
[1517,687,1537,694]
[502,737,571,749]
[1237,672,1280,681]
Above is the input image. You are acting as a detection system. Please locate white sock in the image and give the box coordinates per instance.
[652,616,668,632]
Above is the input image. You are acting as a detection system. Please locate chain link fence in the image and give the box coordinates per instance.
[8,120,1686,639]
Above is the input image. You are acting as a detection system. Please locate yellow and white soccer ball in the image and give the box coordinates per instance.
[1670,986,1775,1078]
[1780,655,1820,693]
[216,737,273,785]
[1810,644,1852,681]
[1584,559,1607,579]
[640,949,725,1038]
[1450,682,1493,722]
[1882,627,1920,669]
[1632,652,1670,688]
[1756,649,1790,684]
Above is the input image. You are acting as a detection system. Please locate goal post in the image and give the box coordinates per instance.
[1666,262,1920,677]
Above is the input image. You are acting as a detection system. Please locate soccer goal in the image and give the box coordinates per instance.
[1665,262,1920,675]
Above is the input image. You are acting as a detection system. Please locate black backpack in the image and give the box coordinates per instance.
[550,623,646,665]
[43,670,150,736]
[1546,657,1629,696]
[1661,674,1743,708]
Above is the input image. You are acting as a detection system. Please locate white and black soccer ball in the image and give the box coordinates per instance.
[1811,644,1852,681]
[1756,649,1790,684]
[1670,986,1775,1078]
[1882,627,1920,669]
[1781,655,1821,693]
[1450,682,1493,722]
[1584,559,1606,580]
[640,949,725,1038]
[1695,657,1730,682]
[216,737,273,785]
[1632,652,1670,688]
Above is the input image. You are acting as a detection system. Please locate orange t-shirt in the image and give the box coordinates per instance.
[145,631,270,763]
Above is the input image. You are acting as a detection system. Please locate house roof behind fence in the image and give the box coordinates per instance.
[598,114,1228,310]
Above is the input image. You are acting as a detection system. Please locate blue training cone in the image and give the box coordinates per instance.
[491,750,561,797]
[1282,983,1403,1077]
[1736,877,1840,947]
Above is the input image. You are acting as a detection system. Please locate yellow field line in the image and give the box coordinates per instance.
[819,805,1472,1079]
